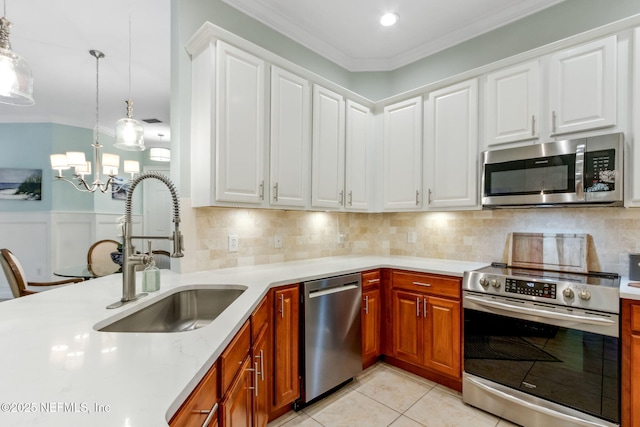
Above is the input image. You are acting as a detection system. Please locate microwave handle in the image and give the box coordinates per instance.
[575,143,586,201]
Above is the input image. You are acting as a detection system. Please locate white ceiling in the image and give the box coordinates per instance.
[0,0,171,147]
[223,0,565,71]
[0,0,565,148]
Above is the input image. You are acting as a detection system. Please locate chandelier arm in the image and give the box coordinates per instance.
[53,175,100,193]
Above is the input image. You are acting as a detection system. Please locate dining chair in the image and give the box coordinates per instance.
[151,250,171,269]
[87,239,121,277]
[0,249,83,298]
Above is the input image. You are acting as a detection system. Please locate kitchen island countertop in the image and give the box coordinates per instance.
[0,255,488,427]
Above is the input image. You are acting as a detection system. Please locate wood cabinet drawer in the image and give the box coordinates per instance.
[251,294,270,341]
[169,362,219,427]
[391,270,461,299]
[220,320,251,393]
[362,270,381,289]
[631,304,640,333]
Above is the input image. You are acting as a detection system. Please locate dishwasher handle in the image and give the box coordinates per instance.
[308,284,358,299]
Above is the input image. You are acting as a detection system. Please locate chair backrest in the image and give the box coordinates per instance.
[87,239,121,277]
[0,249,29,298]
[151,250,171,269]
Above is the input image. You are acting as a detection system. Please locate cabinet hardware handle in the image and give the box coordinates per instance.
[348,191,353,206]
[416,297,421,317]
[423,298,427,318]
[259,181,264,200]
[368,279,380,284]
[412,281,431,287]
[428,188,432,205]
[197,402,218,427]
[364,295,369,314]
[339,190,344,206]
[415,190,420,206]
[247,364,259,397]
[279,294,284,318]
[255,350,265,381]
[552,111,557,133]
[531,115,536,136]
[259,349,264,381]
[273,183,279,202]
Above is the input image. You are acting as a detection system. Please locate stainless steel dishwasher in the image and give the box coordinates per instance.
[300,272,362,404]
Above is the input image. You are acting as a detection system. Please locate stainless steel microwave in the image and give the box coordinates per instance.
[482,133,623,207]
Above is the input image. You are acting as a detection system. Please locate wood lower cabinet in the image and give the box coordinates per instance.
[220,355,253,427]
[270,284,300,419]
[169,362,219,427]
[388,270,462,390]
[622,299,640,427]
[251,295,271,427]
[219,321,253,427]
[362,270,382,368]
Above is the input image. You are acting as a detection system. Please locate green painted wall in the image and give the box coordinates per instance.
[0,123,144,213]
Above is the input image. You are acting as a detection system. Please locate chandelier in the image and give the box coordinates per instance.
[0,0,34,106]
[49,50,139,193]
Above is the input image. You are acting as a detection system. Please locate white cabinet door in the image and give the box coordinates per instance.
[484,61,539,147]
[382,96,423,211]
[425,79,479,210]
[215,41,266,204]
[270,66,311,208]
[312,85,346,209]
[629,27,640,206]
[548,36,617,135]
[345,100,372,211]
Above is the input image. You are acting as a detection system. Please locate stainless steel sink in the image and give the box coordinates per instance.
[97,287,246,333]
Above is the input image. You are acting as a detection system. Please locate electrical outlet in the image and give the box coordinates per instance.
[408,231,417,243]
[228,234,239,252]
[274,235,283,249]
[338,233,345,244]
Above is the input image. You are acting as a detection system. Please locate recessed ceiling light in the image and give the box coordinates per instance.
[380,12,399,27]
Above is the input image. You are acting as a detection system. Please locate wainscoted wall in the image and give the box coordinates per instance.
[193,206,640,276]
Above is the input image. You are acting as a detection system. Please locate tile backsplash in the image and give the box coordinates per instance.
[193,206,640,276]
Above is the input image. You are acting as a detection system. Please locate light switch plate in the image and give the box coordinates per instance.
[408,231,417,243]
[274,235,283,249]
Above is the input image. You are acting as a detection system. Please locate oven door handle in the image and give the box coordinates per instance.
[465,295,615,326]
[465,375,610,427]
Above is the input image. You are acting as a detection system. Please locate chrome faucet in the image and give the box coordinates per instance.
[107,172,184,309]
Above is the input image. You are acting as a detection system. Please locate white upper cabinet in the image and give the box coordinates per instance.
[382,96,423,211]
[425,79,479,210]
[548,35,617,135]
[484,61,539,147]
[270,66,311,208]
[311,85,346,209]
[215,41,267,205]
[345,100,372,211]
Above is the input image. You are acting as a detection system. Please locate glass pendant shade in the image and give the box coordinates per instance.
[114,101,145,151]
[149,147,171,162]
[0,17,34,106]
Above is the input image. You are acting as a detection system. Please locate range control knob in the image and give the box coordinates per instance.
[490,279,501,289]
[578,289,591,301]
[563,288,574,298]
[479,278,489,287]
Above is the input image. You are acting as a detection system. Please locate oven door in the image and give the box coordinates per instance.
[482,139,584,206]
[463,292,620,426]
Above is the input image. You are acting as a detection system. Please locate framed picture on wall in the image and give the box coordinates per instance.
[111,177,130,200]
[0,168,42,201]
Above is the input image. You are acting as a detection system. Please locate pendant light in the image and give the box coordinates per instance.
[114,12,144,151]
[49,50,140,193]
[0,0,34,106]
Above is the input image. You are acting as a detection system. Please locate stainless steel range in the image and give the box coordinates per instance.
[463,246,621,426]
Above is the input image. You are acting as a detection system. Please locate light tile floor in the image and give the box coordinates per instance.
[267,362,520,427]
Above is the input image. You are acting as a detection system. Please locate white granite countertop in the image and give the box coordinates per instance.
[0,255,488,427]
[619,276,640,300]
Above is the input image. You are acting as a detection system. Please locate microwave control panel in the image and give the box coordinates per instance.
[585,149,615,193]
